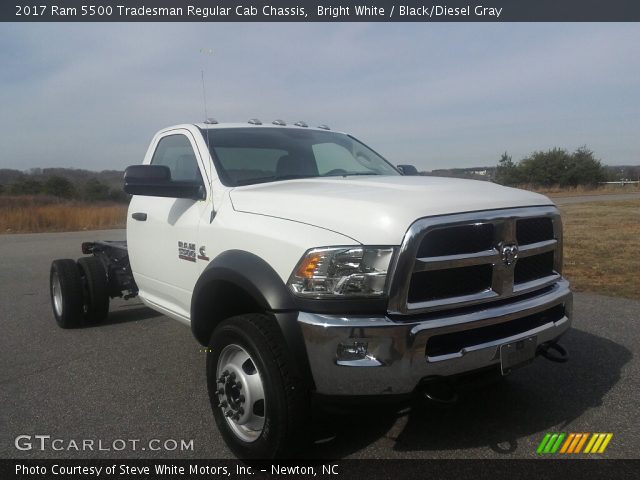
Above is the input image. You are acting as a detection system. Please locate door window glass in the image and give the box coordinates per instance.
[151,134,203,182]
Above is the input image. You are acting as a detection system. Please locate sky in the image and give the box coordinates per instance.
[0,22,638,171]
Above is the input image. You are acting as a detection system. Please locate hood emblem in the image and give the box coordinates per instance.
[500,244,519,266]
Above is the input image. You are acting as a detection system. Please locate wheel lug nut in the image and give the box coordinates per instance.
[219,400,227,408]
[239,395,245,403]
[236,382,242,390]
[233,413,240,420]
[225,410,233,418]
[229,372,236,380]
[238,407,244,415]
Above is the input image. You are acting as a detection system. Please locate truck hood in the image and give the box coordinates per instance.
[229,176,554,245]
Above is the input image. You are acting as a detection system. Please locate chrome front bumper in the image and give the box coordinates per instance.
[298,280,572,396]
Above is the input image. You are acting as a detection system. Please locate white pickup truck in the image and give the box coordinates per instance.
[50,120,572,458]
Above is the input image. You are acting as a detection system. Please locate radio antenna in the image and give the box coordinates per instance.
[199,48,214,150]
[199,48,216,222]
[201,69,209,122]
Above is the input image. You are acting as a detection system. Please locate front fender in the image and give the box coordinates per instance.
[190,250,313,387]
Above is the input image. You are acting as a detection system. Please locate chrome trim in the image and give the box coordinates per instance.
[513,273,561,294]
[404,289,498,311]
[414,249,498,271]
[387,206,563,315]
[518,239,557,258]
[299,280,572,396]
[336,357,383,367]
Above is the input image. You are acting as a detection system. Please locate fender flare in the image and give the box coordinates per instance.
[190,250,313,387]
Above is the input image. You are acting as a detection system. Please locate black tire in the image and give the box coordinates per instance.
[77,256,110,324]
[206,314,309,459]
[50,259,85,329]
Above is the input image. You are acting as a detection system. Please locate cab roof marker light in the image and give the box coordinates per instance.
[294,121,308,127]
[204,118,218,124]
[318,124,331,130]
[272,119,287,126]
[248,118,262,125]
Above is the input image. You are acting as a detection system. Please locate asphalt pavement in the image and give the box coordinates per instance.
[0,229,638,459]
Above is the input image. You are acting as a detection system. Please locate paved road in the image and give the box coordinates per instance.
[553,192,640,205]
[1,230,638,459]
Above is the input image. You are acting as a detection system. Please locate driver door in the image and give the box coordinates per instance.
[127,129,210,322]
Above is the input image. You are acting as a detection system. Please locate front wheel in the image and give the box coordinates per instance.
[206,314,309,458]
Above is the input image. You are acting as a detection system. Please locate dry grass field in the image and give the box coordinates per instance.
[527,183,640,197]
[560,199,639,300]
[0,196,127,233]
[1,194,638,300]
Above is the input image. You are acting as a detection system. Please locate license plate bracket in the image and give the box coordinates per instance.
[500,336,537,375]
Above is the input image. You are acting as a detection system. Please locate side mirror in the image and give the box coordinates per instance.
[123,165,205,200]
[397,164,419,176]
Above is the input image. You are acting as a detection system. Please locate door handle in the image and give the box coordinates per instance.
[131,212,147,221]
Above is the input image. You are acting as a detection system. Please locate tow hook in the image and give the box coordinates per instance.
[538,342,569,363]
[421,379,459,404]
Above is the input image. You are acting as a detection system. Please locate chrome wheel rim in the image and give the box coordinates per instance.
[216,344,265,443]
[52,272,63,317]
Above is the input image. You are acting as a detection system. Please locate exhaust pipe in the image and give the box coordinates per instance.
[421,379,459,404]
[538,342,569,363]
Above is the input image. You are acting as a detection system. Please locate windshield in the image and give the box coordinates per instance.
[200,127,400,186]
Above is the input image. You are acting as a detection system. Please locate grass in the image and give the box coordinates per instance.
[560,199,640,300]
[0,196,127,233]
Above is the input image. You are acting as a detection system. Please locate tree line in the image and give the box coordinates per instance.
[0,174,128,203]
[494,146,608,187]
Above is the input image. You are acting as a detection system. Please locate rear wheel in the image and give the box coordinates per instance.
[77,256,110,324]
[50,259,84,329]
[206,314,309,458]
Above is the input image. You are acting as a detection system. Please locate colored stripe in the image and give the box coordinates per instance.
[597,434,613,453]
[574,433,589,453]
[543,432,614,455]
[590,433,606,453]
[560,433,575,454]
[567,434,582,454]
[537,433,552,454]
[543,434,559,453]
[584,433,599,453]
[550,433,566,453]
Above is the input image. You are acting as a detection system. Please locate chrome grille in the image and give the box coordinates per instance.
[514,251,555,285]
[408,264,492,302]
[516,217,554,245]
[388,206,563,315]
[416,223,494,257]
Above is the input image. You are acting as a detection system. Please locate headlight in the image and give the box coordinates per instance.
[287,247,395,298]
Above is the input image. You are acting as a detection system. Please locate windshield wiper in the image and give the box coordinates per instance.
[234,174,318,186]
[274,174,318,181]
[234,176,276,186]
[325,172,380,177]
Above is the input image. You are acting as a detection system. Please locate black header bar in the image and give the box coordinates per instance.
[3,0,640,22]
[3,459,640,480]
